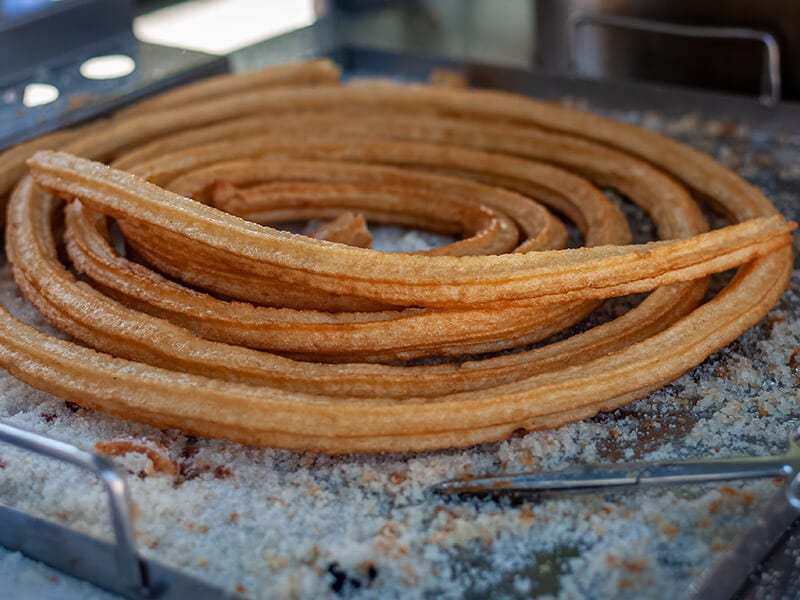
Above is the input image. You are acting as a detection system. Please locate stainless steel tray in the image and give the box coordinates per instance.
[1,44,799,599]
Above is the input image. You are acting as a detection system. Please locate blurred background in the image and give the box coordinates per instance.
[4,0,800,149]
[4,0,800,109]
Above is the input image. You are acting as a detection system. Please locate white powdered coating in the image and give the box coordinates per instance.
[1,123,799,600]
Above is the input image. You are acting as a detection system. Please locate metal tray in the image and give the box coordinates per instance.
[1,44,799,599]
[0,33,228,152]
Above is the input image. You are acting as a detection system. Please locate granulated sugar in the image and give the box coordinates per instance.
[0,108,798,599]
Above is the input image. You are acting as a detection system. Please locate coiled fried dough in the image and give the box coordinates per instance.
[0,59,793,453]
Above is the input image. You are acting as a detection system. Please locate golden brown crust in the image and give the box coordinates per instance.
[311,212,373,248]
[0,60,793,453]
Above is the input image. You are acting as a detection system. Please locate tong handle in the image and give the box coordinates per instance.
[638,455,796,485]
[435,427,800,502]
[0,421,147,597]
[434,457,794,497]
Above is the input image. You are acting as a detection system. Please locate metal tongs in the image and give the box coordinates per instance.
[433,426,800,600]
[433,425,800,510]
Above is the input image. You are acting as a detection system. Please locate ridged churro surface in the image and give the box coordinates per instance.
[0,59,794,453]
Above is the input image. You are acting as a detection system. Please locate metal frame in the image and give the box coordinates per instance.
[0,423,144,596]
[0,0,135,85]
[567,12,782,105]
[0,422,239,599]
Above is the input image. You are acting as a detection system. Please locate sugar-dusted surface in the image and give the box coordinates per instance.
[0,109,799,600]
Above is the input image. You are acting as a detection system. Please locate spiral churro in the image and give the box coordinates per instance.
[0,59,792,453]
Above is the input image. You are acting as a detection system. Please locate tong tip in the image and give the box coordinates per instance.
[432,476,516,497]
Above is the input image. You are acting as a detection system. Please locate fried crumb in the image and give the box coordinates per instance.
[379,521,404,538]
[788,346,800,368]
[214,465,234,479]
[176,460,209,484]
[181,441,200,459]
[388,472,406,485]
[623,559,648,572]
[95,439,178,476]
[659,521,679,539]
